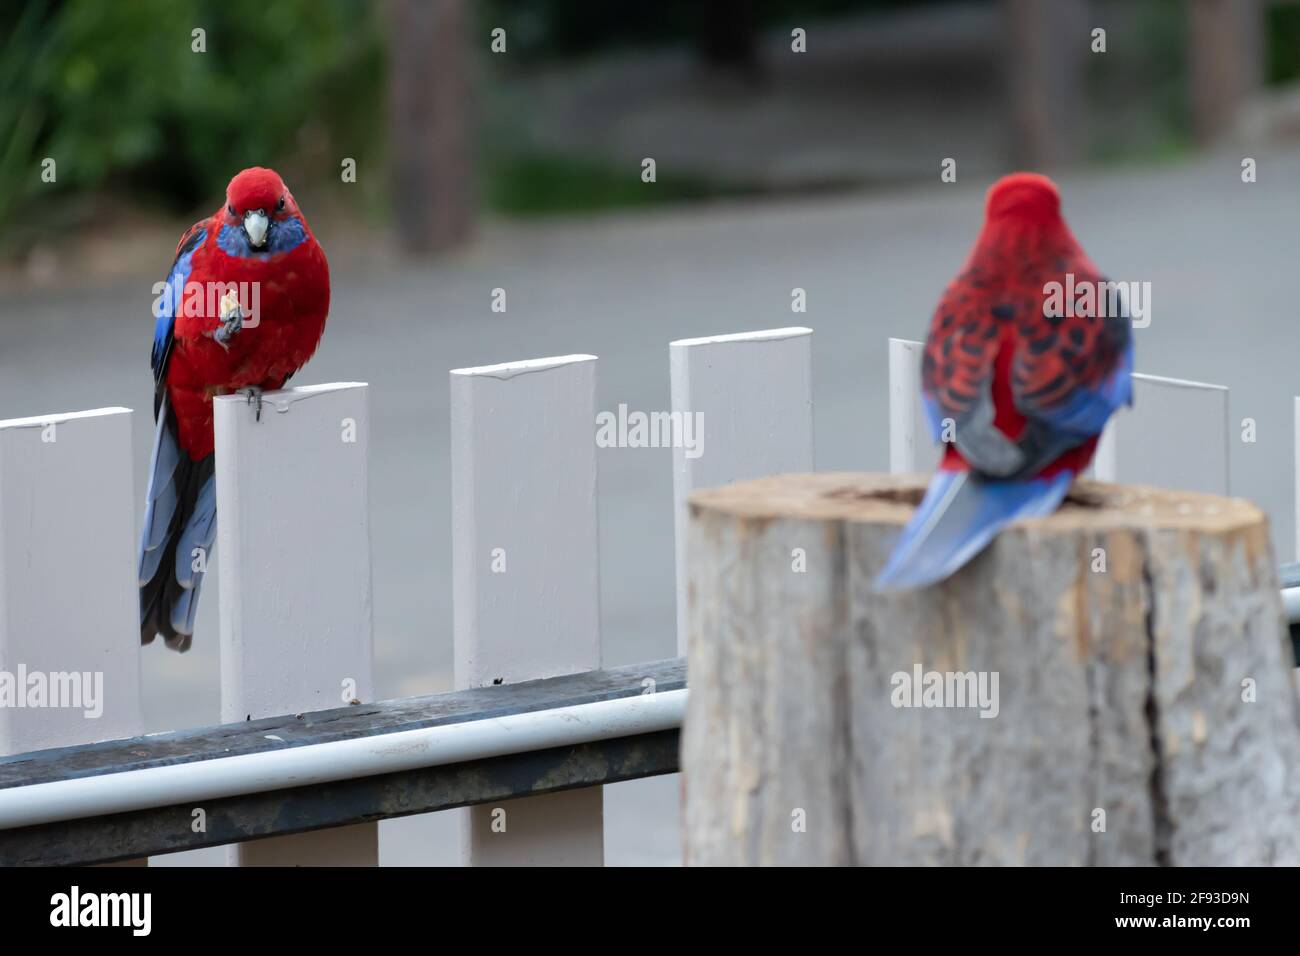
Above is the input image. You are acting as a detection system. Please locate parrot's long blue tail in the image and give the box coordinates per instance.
[874,468,1074,591]
[138,396,216,652]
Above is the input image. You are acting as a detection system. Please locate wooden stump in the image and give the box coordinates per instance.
[682,473,1300,866]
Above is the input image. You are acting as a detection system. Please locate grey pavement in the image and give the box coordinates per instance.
[4,144,1299,864]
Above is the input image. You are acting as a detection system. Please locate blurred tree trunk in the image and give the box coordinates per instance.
[1188,0,1262,144]
[697,0,760,79]
[388,0,473,253]
[1001,0,1087,169]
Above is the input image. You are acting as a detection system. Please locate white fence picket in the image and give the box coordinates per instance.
[450,355,602,866]
[669,328,815,654]
[888,337,940,474]
[0,407,144,865]
[214,383,376,866]
[0,406,142,754]
[888,339,1230,494]
[1092,374,1230,494]
[1294,398,1300,563]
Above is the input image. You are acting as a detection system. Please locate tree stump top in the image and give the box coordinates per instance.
[689,472,1265,538]
[683,471,1298,866]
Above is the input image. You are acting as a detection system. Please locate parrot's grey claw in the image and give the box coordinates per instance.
[214,311,243,351]
[214,290,245,352]
[243,387,264,422]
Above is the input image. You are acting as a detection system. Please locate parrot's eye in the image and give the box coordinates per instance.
[277,196,285,211]
[228,204,236,216]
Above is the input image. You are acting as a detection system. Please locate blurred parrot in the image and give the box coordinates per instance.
[139,167,330,650]
[876,172,1133,590]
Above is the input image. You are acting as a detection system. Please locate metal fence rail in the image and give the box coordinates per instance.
[0,659,686,866]
[1279,563,1300,663]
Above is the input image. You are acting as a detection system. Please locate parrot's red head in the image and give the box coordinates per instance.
[222,167,300,250]
[985,173,1061,224]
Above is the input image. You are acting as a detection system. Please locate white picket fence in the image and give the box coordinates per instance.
[0,325,1273,866]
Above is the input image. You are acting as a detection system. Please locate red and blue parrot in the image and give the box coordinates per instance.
[139,167,330,650]
[876,172,1133,589]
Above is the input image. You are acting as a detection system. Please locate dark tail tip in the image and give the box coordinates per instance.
[139,599,192,653]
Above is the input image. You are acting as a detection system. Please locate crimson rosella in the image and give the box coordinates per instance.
[876,173,1133,590]
[139,167,330,650]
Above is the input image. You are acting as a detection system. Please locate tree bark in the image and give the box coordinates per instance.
[683,473,1300,865]
[388,0,474,254]
[1188,0,1262,144]
[1000,0,1087,168]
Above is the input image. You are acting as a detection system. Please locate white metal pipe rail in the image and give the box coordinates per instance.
[0,658,686,865]
[1278,564,1300,665]
[0,691,686,832]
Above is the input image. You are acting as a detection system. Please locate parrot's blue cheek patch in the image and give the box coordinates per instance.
[217,217,307,259]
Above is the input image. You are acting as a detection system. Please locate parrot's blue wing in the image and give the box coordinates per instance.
[151,223,206,393]
[139,396,181,584]
[174,473,216,590]
[139,220,213,651]
[922,393,945,443]
[1012,275,1135,451]
[169,472,217,637]
[1026,336,1134,439]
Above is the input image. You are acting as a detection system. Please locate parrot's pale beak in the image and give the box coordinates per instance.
[243,210,269,249]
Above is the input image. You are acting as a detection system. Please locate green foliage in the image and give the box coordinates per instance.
[0,3,55,232]
[1086,0,1191,165]
[480,0,953,60]
[486,152,757,216]
[0,0,382,236]
[1266,3,1300,86]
